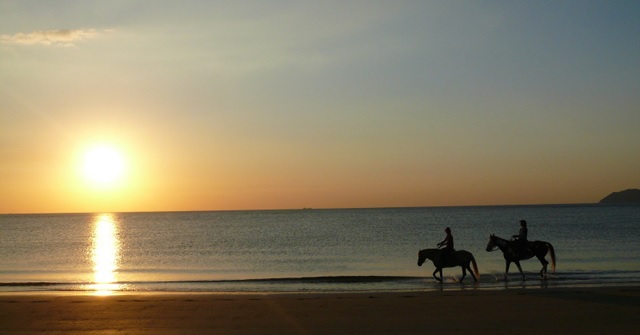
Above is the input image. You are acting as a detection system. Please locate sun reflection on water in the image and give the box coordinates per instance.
[91,214,121,295]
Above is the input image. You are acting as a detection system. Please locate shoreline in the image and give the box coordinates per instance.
[2,286,639,334]
[3,279,640,296]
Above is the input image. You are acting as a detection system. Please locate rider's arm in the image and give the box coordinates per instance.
[513,229,524,239]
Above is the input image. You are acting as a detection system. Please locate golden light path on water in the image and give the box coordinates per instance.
[91,214,121,295]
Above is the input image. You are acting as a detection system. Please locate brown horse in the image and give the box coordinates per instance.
[417,248,479,283]
[485,234,556,280]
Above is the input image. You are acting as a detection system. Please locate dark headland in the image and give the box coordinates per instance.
[599,188,640,204]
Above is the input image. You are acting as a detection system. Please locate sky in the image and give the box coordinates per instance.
[1,1,639,214]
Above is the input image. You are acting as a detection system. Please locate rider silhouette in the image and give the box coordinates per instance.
[512,220,529,256]
[437,227,455,263]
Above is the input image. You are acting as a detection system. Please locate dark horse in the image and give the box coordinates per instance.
[417,249,479,283]
[485,234,556,280]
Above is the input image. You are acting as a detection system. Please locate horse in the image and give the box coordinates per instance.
[485,234,556,281]
[417,248,480,283]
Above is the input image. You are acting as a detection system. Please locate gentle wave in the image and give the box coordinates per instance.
[2,271,640,293]
[0,276,419,287]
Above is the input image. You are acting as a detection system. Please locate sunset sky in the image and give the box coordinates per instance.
[1,1,639,214]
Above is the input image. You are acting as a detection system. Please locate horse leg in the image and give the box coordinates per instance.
[538,255,549,279]
[515,261,526,281]
[504,261,511,281]
[433,268,442,282]
[460,266,467,283]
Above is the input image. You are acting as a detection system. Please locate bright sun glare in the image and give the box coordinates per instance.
[82,145,126,188]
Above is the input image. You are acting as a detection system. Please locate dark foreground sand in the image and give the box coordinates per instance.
[1,287,639,334]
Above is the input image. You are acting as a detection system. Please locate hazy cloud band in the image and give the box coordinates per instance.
[1,29,102,46]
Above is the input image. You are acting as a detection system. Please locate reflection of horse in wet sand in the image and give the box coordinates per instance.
[486,234,556,280]
[417,249,479,283]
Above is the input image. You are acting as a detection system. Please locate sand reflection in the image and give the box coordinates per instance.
[91,214,121,294]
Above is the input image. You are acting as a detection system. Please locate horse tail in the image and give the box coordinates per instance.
[546,242,556,272]
[471,255,480,279]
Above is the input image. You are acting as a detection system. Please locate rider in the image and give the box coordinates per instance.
[512,220,529,256]
[437,227,455,263]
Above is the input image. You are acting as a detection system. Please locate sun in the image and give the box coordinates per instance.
[82,145,126,188]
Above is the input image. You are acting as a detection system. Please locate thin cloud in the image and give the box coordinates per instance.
[0,29,102,46]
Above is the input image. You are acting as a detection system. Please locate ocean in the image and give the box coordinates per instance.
[1,205,639,293]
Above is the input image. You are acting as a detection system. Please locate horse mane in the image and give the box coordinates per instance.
[418,248,441,264]
[491,234,508,241]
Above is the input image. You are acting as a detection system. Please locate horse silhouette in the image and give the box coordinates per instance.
[417,248,479,282]
[486,234,556,280]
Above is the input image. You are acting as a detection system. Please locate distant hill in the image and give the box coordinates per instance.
[599,189,640,204]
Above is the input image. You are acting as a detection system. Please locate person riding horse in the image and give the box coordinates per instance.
[437,227,454,263]
[512,220,529,257]
[419,227,480,282]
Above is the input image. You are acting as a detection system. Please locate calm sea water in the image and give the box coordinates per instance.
[1,205,639,293]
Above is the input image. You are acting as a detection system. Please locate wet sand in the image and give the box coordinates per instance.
[1,287,639,334]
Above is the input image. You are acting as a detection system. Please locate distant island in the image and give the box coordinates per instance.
[599,189,640,204]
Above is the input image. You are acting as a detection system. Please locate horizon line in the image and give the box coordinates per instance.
[0,202,610,216]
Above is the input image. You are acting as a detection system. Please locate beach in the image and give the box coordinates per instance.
[1,287,638,334]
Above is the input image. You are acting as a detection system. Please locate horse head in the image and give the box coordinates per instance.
[417,249,435,266]
[417,249,427,266]
[486,234,498,252]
